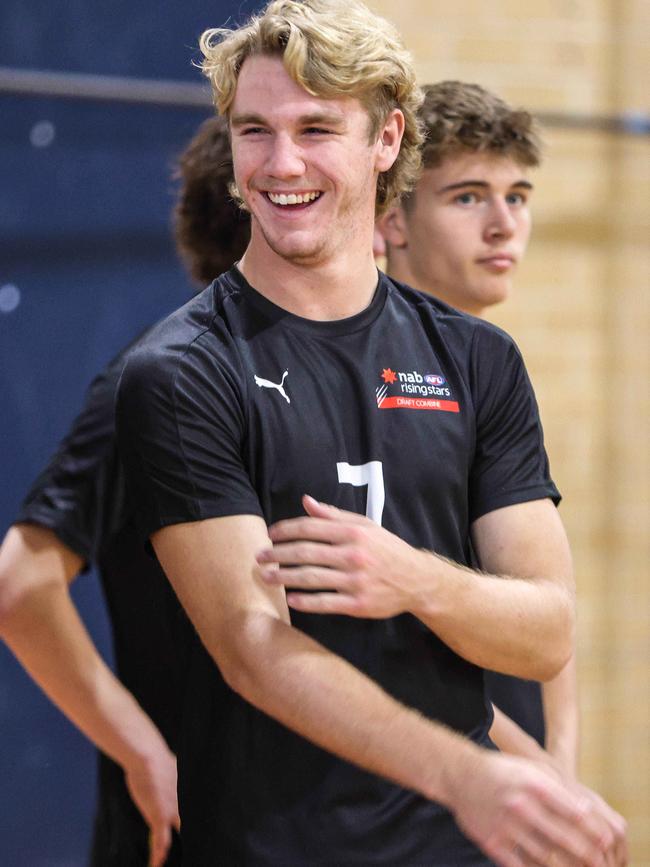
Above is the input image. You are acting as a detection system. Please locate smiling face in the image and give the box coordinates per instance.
[230,54,402,271]
[380,151,533,315]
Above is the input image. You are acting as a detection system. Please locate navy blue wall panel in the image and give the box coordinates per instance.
[1,2,262,862]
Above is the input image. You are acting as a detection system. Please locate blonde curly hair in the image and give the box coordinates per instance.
[200,0,423,216]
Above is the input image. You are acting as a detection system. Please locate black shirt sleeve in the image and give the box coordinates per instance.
[116,326,263,542]
[468,322,560,523]
[16,352,128,567]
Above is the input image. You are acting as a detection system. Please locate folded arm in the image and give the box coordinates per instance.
[258,496,574,681]
[0,524,179,867]
[154,512,624,865]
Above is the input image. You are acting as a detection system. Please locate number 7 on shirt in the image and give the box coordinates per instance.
[336,461,385,526]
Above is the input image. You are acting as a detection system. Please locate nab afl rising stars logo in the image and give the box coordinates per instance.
[375,367,459,412]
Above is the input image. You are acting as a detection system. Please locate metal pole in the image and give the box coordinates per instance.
[1,66,649,135]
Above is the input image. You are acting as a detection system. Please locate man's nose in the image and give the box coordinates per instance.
[265,133,306,179]
[485,198,517,239]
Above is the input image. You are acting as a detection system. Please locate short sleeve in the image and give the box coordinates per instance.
[16,353,127,566]
[468,324,560,523]
[116,328,263,541]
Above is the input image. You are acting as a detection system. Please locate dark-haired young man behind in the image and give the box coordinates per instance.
[0,115,248,867]
[379,80,578,776]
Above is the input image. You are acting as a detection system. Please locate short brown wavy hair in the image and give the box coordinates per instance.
[199,0,423,216]
[418,80,541,170]
[173,116,250,286]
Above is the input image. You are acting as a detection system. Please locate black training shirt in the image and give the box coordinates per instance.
[117,268,560,866]
[17,339,185,866]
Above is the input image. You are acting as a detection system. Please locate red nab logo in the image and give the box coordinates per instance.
[376,367,460,413]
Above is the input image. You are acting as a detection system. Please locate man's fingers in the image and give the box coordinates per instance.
[520,790,611,866]
[263,566,349,592]
[286,591,362,615]
[302,494,369,525]
[148,823,171,867]
[258,539,358,571]
[267,515,359,544]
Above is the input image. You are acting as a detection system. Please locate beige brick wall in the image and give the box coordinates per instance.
[369,0,650,859]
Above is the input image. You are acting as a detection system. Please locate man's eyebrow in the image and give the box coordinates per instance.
[436,179,534,194]
[299,112,346,127]
[230,113,267,128]
[230,111,347,128]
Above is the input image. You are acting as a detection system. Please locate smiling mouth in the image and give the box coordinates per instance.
[266,191,321,206]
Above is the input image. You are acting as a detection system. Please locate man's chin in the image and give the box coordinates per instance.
[260,233,330,267]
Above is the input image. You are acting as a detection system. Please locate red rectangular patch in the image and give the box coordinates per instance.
[378,396,460,412]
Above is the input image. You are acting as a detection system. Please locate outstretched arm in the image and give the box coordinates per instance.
[0,524,180,867]
[258,496,574,681]
[154,511,625,866]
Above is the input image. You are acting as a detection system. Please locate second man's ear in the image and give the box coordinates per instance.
[376,205,409,249]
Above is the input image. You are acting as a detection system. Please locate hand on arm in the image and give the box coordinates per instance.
[0,525,179,867]
[156,512,626,866]
[257,496,574,680]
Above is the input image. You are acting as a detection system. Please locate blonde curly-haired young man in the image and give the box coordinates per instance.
[118,3,626,863]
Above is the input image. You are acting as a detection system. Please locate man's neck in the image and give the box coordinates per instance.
[385,254,484,317]
[385,253,416,293]
[239,239,380,322]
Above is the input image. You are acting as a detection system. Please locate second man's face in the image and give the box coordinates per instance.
[382,152,533,316]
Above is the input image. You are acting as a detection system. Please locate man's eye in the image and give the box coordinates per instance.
[455,192,477,205]
[506,192,526,205]
[304,127,331,135]
[241,127,266,135]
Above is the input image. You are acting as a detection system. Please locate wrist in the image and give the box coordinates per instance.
[407,549,451,621]
[425,731,487,811]
[121,731,173,776]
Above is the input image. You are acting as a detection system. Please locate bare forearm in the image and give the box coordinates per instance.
[263,498,575,681]
[218,609,481,810]
[543,655,579,777]
[412,552,573,680]
[1,582,172,768]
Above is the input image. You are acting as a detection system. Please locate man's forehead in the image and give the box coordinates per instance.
[231,54,357,124]
[424,152,532,192]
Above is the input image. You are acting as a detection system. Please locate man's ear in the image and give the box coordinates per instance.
[376,204,409,249]
[375,109,405,173]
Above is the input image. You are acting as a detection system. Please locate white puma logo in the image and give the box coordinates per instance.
[254,370,290,404]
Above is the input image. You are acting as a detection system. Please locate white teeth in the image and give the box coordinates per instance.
[267,191,321,205]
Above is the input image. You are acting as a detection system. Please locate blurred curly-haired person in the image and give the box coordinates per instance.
[0,115,247,867]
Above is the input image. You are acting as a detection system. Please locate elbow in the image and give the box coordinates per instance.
[208,611,280,706]
[0,557,23,633]
[536,591,575,682]
[0,567,24,635]
[0,565,65,637]
[0,526,73,635]
[536,645,572,683]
